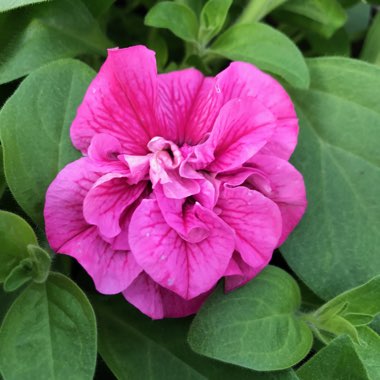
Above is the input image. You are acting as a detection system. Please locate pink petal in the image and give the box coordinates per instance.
[248,154,307,245]
[119,154,151,184]
[129,199,235,299]
[87,134,129,174]
[61,227,142,293]
[217,185,282,269]
[154,186,210,244]
[212,62,299,160]
[71,46,158,155]
[201,97,276,172]
[123,272,210,319]
[83,173,146,239]
[224,253,265,292]
[44,158,142,293]
[157,68,207,145]
[88,133,122,162]
[44,158,100,250]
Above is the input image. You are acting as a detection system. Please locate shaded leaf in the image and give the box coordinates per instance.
[93,295,298,380]
[0,0,109,84]
[0,0,48,12]
[361,13,380,66]
[276,0,347,38]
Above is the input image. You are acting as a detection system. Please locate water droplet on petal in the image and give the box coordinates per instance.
[215,83,221,93]
[167,278,174,286]
[145,232,151,237]
[160,254,166,261]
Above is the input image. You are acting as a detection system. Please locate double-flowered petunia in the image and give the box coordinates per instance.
[44,45,306,319]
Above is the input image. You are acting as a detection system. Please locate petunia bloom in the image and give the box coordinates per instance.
[44,45,306,319]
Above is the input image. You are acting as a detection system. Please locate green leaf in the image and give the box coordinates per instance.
[237,0,287,23]
[209,23,309,88]
[188,266,313,371]
[27,245,51,283]
[147,31,169,70]
[0,210,37,283]
[355,327,380,380]
[145,2,199,42]
[345,314,374,327]
[3,258,34,292]
[370,314,380,335]
[316,275,380,325]
[276,0,347,38]
[0,288,18,324]
[199,0,232,44]
[306,28,350,57]
[345,3,371,40]
[93,295,298,380]
[361,13,380,66]
[0,146,6,198]
[0,0,48,12]
[0,59,95,226]
[0,273,97,380]
[282,58,380,300]
[0,0,109,84]
[3,245,51,292]
[297,335,370,380]
[81,0,115,17]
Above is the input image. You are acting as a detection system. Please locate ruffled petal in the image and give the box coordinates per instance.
[44,158,142,293]
[71,46,159,155]
[217,185,282,269]
[224,253,266,292]
[212,62,299,160]
[247,154,307,245]
[61,227,142,293]
[123,272,210,319]
[83,173,146,238]
[157,68,207,145]
[44,157,100,250]
[200,97,276,172]
[128,198,235,299]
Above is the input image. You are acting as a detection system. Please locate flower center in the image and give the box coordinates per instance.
[147,136,201,199]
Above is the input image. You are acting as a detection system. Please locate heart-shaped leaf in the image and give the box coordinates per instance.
[0,273,97,380]
[188,266,313,371]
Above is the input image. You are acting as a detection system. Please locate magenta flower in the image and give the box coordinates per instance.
[44,46,306,319]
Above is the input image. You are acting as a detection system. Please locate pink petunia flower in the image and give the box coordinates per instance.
[44,45,306,319]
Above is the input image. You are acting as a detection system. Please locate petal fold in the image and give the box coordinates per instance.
[123,272,210,319]
[217,185,282,269]
[44,158,142,293]
[129,198,235,299]
[247,154,307,245]
[71,46,159,154]
[201,97,276,172]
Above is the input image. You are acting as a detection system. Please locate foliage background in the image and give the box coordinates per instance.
[0,0,380,379]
